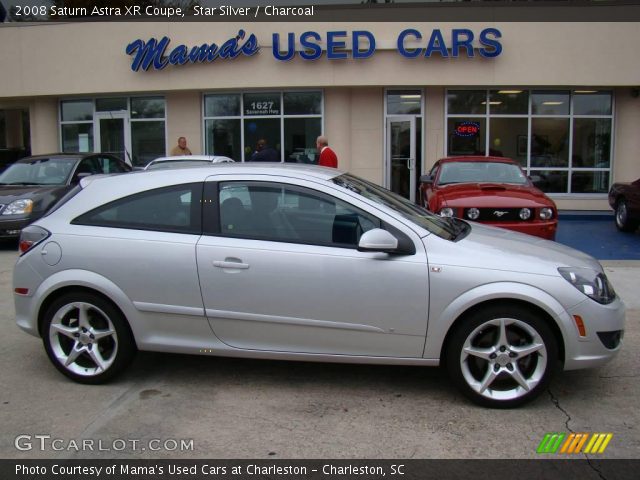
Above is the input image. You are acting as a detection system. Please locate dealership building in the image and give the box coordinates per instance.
[0,2,639,211]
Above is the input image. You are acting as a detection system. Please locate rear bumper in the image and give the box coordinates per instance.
[480,220,557,240]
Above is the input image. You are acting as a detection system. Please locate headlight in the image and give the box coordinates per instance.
[2,199,33,216]
[558,267,616,304]
[439,207,454,217]
[466,208,480,220]
[540,207,553,220]
[519,208,531,220]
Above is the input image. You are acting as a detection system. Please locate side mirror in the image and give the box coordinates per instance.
[358,228,398,253]
[72,172,93,184]
[419,174,433,184]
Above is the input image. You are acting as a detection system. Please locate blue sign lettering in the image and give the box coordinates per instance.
[125,30,259,72]
[127,28,501,71]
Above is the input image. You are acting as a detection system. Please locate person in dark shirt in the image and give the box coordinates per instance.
[249,139,279,162]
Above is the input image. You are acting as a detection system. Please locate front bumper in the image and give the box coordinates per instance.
[561,295,626,371]
[480,219,557,240]
[0,217,31,238]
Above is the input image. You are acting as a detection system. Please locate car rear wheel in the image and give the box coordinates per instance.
[445,305,559,408]
[615,199,639,232]
[42,292,136,384]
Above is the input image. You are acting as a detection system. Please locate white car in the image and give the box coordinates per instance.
[144,155,234,171]
[13,164,625,408]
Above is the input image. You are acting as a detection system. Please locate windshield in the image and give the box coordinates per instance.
[0,158,77,185]
[438,161,529,185]
[147,160,210,170]
[331,173,462,240]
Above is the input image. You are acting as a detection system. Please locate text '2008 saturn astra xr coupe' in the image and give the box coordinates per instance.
[13,164,624,408]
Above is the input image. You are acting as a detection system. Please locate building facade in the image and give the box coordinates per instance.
[1,17,639,210]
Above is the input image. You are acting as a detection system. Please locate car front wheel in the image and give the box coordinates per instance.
[42,292,136,384]
[446,305,559,408]
[615,199,639,232]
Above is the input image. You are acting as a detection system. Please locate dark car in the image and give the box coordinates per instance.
[608,178,640,232]
[419,156,558,240]
[0,153,131,238]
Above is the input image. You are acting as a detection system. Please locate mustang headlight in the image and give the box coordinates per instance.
[539,207,554,220]
[439,207,454,218]
[519,208,532,220]
[558,267,616,304]
[2,199,33,216]
[466,208,480,220]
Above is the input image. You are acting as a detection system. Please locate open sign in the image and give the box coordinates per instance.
[455,122,480,137]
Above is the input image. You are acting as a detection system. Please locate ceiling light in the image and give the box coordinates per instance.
[400,95,421,99]
[542,101,564,105]
[574,90,598,94]
[481,101,502,105]
[497,90,523,94]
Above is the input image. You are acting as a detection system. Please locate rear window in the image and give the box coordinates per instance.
[72,183,202,234]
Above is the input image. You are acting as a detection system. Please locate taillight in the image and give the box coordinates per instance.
[18,225,50,255]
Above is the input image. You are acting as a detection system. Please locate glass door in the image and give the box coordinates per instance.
[95,112,130,164]
[387,116,416,202]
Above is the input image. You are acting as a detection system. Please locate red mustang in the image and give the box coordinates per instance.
[419,156,558,240]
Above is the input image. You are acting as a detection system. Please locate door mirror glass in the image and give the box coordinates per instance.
[420,174,433,184]
[357,228,398,253]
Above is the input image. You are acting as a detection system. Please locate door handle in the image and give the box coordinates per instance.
[213,260,250,270]
[407,158,415,170]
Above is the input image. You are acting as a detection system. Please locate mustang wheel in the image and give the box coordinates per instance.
[42,292,136,384]
[615,199,639,232]
[446,305,559,408]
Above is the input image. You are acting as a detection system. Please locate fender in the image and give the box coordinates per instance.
[423,281,574,361]
[31,269,140,339]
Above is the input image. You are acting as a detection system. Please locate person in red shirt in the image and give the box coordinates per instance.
[316,135,338,168]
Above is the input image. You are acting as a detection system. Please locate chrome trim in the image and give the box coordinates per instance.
[133,302,205,317]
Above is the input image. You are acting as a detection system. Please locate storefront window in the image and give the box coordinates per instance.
[206,119,241,159]
[131,97,165,119]
[447,90,486,115]
[532,91,570,115]
[490,118,527,165]
[96,98,127,112]
[446,89,613,195]
[131,121,164,166]
[284,118,322,163]
[204,91,323,162]
[574,91,612,115]
[447,118,486,156]
[61,100,93,122]
[387,90,422,115]
[62,123,93,152]
[283,92,322,115]
[60,97,166,165]
[205,94,241,117]
[489,90,528,115]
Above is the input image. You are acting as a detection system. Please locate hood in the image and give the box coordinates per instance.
[426,222,601,276]
[0,185,70,213]
[438,183,553,209]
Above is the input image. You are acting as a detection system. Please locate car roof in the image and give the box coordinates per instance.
[82,163,341,189]
[438,156,518,165]
[151,155,230,162]
[15,153,87,163]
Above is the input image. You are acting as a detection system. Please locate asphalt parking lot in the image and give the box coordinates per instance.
[0,240,638,460]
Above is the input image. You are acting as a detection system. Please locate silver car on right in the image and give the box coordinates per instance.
[13,164,625,408]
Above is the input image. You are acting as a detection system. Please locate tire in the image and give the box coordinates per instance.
[42,291,136,384]
[615,199,639,232]
[445,304,559,408]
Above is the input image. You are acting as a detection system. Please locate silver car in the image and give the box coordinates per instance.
[13,164,625,408]
[143,155,234,170]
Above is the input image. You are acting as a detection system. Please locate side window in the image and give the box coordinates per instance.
[218,181,380,247]
[72,183,202,234]
[97,156,129,174]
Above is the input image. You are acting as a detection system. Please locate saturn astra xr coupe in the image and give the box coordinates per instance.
[419,156,558,240]
[13,164,624,408]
